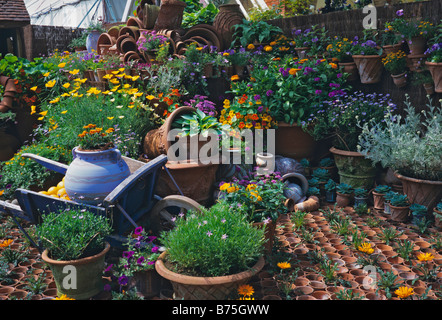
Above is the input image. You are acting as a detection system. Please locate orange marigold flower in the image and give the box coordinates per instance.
[0,239,13,248]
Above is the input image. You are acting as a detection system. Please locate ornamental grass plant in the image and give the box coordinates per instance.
[159,200,265,277]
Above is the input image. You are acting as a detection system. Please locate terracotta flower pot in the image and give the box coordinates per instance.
[295,47,310,60]
[213,4,245,51]
[128,269,162,298]
[394,171,442,213]
[391,72,407,88]
[154,0,187,31]
[42,242,110,300]
[407,54,427,72]
[155,252,265,300]
[382,43,402,55]
[407,36,427,55]
[425,61,442,93]
[389,204,410,222]
[352,54,384,84]
[338,61,359,82]
[372,191,385,211]
[336,192,352,207]
[275,122,317,161]
[253,220,276,255]
[423,83,435,95]
[433,208,442,229]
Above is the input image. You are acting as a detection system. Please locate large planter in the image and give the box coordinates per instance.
[275,122,317,161]
[394,172,442,213]
[143,106,196,159]
[154,0,187,31]
[156,160,219,206]
[213,4,245,51]
[64,147,130,205]
[425,61,442,93]
[330,147,377,189]
[155,251,265,300]
[352,55,384,84]
[86,30,101,54]
[42,242,110,300]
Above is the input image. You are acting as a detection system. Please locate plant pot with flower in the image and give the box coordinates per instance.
[113,226,162,298]
[358,99,442,213]
[326,35,359,81]
[136,30,170,63]
[155,201,266,300]
[38,209,112,300]
[304,92,394,189]
[424,41,442,92]
[64,125,130,205]
[218,172,288,255]
[351,40,385,84]
[354,188,368,207]
[382,50,408,88]
[324,179,337,203]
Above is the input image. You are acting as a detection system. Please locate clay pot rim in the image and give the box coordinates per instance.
[329,147,365,157]
[425,61,442,66]
[155,251,265,286]
[42,242,110,266]
[394,171,442,185]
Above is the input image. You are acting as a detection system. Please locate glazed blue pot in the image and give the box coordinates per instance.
[86,30,101,54]
[64,147,130,205]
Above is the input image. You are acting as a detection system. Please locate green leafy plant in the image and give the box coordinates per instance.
[354,203,369,215]
[378,227,401,246]
[376,269,401,299]
[389,193,409,208]
[382,50,407,75]
[324,179,337,192]
[68,33,87,50]
[358,96,442,181]
[354,188,368,198]
[312,168,330,183]
[173,109,226,137]
[0,247,29,267]
[410,204,428,218]
[290,211,307,230]
[24,272,49,295]
[395,239,414,262]
[182,2,218,29]
[319,157,334,167]
[159,200,265,277]
[36,208,112,261]
[336,183,353,195]
[374,185,391,194]
[335,288,364,300]
[231,19,283,48]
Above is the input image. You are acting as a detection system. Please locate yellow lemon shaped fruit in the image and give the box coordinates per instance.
[57,188,66,197]
[39,191,48,195]
[57,181,64,188]
[47,186,59,195]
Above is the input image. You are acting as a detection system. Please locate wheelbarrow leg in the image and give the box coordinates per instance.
[8,210,42,253]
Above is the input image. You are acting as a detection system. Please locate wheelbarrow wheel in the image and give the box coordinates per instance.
[148,195,203,236]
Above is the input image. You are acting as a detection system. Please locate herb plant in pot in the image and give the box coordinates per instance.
[64,124,130,205]
[372,185,392,211]
[388,193,410,222]
[358,97,442,212]
[155,200,265,300]
[37,209,112,300]
[336,183,353,207]
[409,204,428,226]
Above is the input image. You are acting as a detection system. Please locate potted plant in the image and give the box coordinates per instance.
[68,33,88,52]
[37,209,112,299]
[412,69,435,95]
[410,203,428,226]
[218,172,287,253]
[425,40,442,93]
[388,193,410,222]
[312,167,330,195]
[115,226,162,298]
[155,200,265,300]
[324,179,337,203]
[372,185,392,211]
[224,47,251,78]
[231,19,283,48]
[336,183,353,207]
[304,91,395,188]
[64,124,130,205]
[382,50,408,88]
[379,22,403,55]
[85,20,106,54]
[291,26,323,59]
[326,35,359,81]
[136,30,170,63]
[351,39,384,84]
[433,202,442,228]
[319,157,338,181]
[358,96,442,213]
[300,158,311,178]
[354,188,368,207]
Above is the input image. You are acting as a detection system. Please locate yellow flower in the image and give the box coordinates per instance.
[277,262,291,269]
[0,239,13,248]
[61,110,68,114]
[55,294,75,300]
[30,86,38,91]
[250,191,262,201]
[45,79,56,88]
[417,252,434,262]
[49,97,60,104]
[246,184,257,191]
[62,83,70,89]
[69,69,80,75]
[39,110,48,116]
[264,45,272,52]
[395,286,414,299]
[61,93,70,97]
[30,105,36,115]
[223,52,230,56]
[289,68,301,75]
[247,44,255,50]
[58,62,66,68]
[107,117,114,120]
[237,284,254,297]
[0,190,4,196]
[43,72,50,77]
[230,74,240,81]
[358,242,374,254]
[329,62,338,69]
